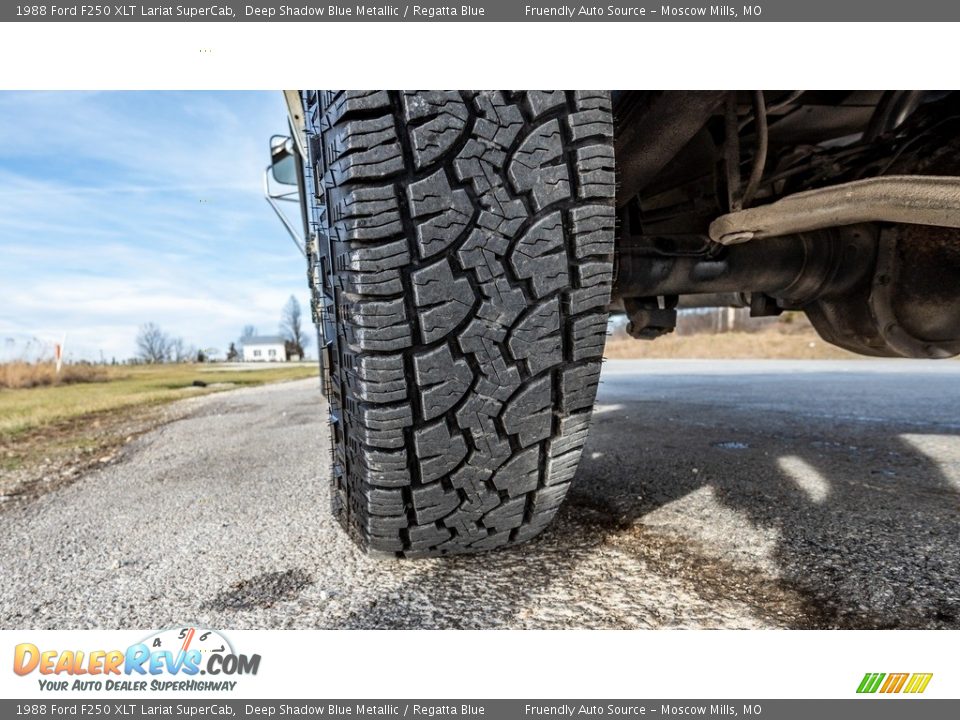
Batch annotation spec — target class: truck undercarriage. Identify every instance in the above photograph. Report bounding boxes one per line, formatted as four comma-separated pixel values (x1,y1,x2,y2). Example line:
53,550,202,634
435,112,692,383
610,90,960,358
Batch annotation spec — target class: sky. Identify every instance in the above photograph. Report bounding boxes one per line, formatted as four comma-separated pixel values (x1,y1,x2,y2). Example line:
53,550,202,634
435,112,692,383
0,91,311,362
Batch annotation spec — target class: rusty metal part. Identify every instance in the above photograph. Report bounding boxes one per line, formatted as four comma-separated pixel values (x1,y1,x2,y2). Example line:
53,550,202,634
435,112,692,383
799,223,960,359
676,293,749,309
868,227,960,358
283,90,308,160
624,297,678,340
615,91,727,206
709,176,960,244
740,90,768,208
723,92,742,212
614,228,876,307
864,90,924,143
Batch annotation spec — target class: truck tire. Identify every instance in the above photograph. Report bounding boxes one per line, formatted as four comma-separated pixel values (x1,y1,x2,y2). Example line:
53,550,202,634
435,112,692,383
304,90,615,556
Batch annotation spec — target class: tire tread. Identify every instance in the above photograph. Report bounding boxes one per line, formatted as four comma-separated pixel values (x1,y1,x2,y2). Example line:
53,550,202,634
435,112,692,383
306,90,615,556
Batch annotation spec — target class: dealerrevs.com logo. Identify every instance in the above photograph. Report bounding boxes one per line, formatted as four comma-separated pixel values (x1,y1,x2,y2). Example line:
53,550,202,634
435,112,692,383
13,627,260,692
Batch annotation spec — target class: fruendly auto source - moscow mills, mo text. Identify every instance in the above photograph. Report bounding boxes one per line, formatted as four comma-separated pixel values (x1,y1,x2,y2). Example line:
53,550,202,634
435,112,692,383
525,5,752,17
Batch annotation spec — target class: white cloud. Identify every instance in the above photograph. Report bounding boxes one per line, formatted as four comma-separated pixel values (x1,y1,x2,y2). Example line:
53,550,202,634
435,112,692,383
0,91,311,360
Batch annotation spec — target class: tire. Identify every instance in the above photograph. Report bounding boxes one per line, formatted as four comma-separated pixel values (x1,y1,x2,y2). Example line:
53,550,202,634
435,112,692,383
303,90,615,557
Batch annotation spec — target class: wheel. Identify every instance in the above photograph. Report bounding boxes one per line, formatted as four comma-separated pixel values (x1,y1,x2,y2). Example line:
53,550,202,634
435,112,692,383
304,90,615,556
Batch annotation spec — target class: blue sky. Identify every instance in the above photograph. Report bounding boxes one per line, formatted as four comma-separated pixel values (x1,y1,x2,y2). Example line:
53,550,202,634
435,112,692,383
0,91,310,362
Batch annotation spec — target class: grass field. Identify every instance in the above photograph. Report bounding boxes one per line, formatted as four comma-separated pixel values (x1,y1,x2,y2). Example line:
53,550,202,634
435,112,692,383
0,363,317,438
1,360,108,389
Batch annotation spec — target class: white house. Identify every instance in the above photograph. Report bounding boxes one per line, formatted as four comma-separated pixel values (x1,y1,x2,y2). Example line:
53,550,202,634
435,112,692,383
241,336,287,362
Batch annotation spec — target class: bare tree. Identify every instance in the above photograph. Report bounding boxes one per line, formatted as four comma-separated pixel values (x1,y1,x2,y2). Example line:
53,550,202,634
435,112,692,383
239,325,258,352
168,337,196,363
136,322,170,363
280,295,309,359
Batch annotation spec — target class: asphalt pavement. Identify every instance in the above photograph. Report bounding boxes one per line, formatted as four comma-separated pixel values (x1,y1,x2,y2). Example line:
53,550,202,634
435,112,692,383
2,359,959,629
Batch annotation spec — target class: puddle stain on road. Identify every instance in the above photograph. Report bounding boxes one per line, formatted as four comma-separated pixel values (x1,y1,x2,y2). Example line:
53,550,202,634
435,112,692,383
202,568,314,611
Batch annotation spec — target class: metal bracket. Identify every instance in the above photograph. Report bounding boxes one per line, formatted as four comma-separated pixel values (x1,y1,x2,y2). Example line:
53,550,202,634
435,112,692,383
749,293,783,318
263,166,306,257
283,90,308,162
709,176,960,245
624,297,678,340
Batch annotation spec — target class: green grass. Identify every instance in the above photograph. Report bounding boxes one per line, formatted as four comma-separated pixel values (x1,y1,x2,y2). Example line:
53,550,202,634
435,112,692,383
0,363,317,437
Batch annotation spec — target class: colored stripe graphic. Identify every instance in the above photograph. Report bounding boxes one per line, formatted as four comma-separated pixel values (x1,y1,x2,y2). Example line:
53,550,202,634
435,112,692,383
880,673,909,693
857,672,932,694
857,673,885,693
904,673,933,694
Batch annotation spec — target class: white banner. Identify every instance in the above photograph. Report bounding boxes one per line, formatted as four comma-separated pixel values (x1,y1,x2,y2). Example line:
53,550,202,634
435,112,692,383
1,629,954,700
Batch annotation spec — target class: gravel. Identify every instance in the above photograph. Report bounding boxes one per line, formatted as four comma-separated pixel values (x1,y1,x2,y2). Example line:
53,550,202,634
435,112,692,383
2,360,959,629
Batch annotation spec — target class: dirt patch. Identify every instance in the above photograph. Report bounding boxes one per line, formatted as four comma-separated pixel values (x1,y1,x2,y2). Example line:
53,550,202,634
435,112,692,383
561,493,838,628
0,402,192,506
202,569,314,611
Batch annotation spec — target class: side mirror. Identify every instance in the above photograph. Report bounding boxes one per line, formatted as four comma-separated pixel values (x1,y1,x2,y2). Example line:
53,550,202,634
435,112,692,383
269,134,298,186
264,134,305,257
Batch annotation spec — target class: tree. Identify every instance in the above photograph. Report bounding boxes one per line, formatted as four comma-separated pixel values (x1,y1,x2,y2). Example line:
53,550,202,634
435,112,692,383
280,295,309,359
168,337,195,363
240,325,257,342
226,342,239,362
284,340,301,361
135,322,170,363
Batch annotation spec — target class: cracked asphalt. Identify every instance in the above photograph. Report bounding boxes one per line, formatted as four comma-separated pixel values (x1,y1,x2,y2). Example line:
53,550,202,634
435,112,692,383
2,359,959,629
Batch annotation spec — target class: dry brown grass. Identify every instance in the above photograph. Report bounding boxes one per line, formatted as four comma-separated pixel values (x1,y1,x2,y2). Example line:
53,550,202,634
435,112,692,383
603,326,860,360
0,361,108,389
0,362,318,437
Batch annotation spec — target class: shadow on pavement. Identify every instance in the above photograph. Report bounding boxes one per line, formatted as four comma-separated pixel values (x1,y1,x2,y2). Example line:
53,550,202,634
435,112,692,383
338,367,960,629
